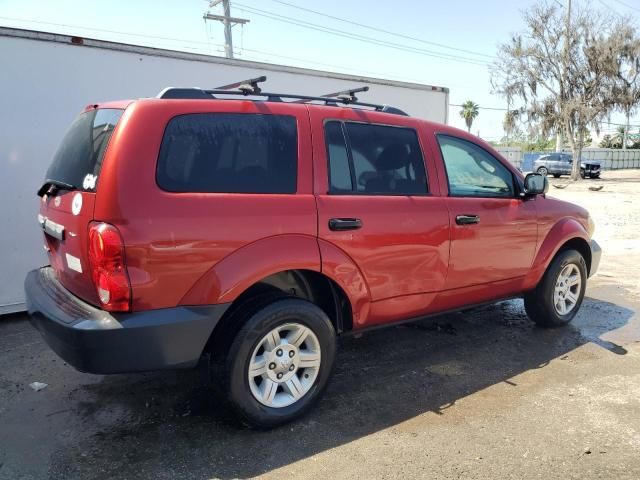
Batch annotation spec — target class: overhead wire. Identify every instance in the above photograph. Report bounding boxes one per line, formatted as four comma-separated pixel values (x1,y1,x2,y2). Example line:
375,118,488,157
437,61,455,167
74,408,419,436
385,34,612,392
232,3,491,67
268,0,496,60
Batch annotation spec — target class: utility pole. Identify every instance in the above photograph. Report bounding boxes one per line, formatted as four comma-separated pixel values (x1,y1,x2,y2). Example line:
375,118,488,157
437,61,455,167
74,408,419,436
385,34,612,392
203,0,249,59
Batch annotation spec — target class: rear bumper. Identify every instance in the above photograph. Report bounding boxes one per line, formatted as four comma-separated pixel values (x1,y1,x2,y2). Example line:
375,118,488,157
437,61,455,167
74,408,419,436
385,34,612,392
24,267,230,374
589,239,602,278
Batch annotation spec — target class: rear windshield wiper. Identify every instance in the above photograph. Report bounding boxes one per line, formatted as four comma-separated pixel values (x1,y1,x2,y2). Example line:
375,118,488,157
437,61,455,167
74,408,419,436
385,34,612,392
37,179,77,197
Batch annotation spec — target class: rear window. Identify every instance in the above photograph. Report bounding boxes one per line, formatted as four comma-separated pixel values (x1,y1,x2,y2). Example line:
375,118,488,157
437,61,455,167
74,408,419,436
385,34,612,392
157,113,298,193
46,108,123,190
324,121,427,195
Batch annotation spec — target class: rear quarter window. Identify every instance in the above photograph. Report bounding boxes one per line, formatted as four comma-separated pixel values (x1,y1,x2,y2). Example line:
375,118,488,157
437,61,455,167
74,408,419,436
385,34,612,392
156,113,297,194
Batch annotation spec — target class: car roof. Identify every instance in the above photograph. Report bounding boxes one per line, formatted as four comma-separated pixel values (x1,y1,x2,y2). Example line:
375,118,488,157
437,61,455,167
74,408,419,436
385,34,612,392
87,96,521,178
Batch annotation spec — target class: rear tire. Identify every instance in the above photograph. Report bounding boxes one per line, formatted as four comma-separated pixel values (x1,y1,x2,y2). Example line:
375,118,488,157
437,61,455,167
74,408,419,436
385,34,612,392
218,297,336,428
580,168,586,179
524,249,587,328
537,166,548,176
553,173,561,178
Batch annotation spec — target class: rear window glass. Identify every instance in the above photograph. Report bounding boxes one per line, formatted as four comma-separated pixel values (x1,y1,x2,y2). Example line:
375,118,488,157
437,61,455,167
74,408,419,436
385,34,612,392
46,108,123,190
157,113,298,193
324,121,427,195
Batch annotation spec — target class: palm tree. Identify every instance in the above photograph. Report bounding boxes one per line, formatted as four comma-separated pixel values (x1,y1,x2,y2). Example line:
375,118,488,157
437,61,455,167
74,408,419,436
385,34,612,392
460,101,479,133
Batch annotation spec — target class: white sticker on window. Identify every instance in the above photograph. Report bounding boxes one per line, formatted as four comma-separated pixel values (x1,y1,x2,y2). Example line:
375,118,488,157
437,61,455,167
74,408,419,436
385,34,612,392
83,174,97,190
65,253,83,273
71,192,83,216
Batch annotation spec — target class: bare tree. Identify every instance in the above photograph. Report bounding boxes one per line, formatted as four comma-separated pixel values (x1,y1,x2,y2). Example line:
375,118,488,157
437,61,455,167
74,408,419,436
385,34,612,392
491,2,633,180
613,26,640,149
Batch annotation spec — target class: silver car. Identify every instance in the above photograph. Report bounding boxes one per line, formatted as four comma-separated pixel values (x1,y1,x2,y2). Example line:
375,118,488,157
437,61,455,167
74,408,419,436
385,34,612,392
534,153,601,179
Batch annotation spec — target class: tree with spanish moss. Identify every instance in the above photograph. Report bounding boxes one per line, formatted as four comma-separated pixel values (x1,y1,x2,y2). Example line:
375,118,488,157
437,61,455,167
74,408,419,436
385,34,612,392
491,1,638,180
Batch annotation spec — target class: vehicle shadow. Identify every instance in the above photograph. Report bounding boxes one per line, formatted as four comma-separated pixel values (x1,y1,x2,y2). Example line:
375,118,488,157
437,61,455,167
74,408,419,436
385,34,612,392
46,296,634,479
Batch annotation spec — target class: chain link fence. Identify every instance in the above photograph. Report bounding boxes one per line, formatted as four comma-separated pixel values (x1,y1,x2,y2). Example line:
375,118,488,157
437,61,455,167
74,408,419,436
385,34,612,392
494,147,640,172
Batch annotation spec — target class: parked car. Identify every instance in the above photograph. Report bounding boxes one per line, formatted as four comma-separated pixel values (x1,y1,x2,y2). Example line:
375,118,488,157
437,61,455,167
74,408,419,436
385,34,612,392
25,78,601,428
534,153,601,178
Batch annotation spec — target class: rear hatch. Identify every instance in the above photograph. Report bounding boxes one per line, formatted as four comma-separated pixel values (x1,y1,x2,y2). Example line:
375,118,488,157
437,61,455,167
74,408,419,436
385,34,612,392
38,107,124,306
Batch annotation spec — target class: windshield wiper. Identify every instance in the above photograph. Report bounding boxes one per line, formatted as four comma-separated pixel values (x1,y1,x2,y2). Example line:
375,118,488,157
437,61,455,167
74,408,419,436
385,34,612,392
37,179,77,197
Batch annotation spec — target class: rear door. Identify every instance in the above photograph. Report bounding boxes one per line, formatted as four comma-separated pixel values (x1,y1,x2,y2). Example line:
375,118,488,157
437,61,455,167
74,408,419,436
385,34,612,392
547,153,560,174
434,134,538,290
38,107,124,305
310,107,450,323
562,154,573,175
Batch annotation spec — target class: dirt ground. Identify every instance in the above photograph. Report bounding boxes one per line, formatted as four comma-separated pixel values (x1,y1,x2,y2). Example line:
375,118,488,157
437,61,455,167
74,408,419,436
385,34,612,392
1,170,639,480
546,170,640,299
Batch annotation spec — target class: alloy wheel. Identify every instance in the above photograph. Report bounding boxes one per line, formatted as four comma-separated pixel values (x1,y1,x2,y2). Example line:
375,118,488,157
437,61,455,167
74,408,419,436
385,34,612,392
553,263,582,315
248,323,321,408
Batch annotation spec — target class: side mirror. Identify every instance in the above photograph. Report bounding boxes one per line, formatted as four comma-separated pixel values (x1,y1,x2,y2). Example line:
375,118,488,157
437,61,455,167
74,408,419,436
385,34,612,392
523,173,548,196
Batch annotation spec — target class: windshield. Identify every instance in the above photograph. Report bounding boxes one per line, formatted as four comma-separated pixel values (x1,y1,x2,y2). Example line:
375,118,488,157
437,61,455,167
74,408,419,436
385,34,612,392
45,108,124,190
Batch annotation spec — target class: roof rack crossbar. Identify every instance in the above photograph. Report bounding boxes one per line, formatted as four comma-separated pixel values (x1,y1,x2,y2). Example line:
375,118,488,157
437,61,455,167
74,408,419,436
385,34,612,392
201,89,397,111
321,86,369,103
157,83,408,116
215,75,267,95
292,85,370,104
207,90,407,115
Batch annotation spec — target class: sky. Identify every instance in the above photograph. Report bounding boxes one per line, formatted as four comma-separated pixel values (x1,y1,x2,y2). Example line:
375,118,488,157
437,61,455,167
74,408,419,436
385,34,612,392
0,0,639,140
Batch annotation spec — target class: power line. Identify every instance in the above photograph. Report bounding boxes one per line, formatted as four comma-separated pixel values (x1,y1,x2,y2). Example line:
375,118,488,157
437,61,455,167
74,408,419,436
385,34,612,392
203,0,249,59
236,3,490,66
0,15,430,84
233,3,490,67
596,0,624,17
450,103,509,111
449,104,640,126
238,46,427,83
0,15,215,47
268,0,495,60
2,9,489,67
610,0,640,13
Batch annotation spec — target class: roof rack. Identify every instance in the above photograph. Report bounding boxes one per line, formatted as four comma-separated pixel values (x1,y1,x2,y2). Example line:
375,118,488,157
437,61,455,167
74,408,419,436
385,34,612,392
216,75,266,95
156,76,408,116
322,86,369,103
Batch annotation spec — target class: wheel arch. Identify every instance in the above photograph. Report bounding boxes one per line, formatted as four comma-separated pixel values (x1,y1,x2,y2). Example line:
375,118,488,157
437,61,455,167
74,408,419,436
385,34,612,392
204,268,354,361
523,217,591,290
179,234,323,306
225,269,353,334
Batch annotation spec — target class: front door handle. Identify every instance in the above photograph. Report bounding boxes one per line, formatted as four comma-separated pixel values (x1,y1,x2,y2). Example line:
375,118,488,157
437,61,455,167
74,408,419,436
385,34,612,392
455,214,480,225
329,218,363,231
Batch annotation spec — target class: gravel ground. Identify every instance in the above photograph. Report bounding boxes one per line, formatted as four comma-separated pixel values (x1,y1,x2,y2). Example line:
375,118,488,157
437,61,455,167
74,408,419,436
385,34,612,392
1,170,639,480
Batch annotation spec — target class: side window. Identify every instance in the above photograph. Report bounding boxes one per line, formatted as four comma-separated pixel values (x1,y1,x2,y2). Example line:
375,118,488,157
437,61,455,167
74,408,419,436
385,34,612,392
325,121,428,195
437,135,515,198
324,122,353,192
157,113,297,193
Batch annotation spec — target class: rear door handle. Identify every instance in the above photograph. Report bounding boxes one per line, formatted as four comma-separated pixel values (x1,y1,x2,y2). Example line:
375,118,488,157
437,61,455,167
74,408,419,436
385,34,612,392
455,214,480,225
329,218,362,231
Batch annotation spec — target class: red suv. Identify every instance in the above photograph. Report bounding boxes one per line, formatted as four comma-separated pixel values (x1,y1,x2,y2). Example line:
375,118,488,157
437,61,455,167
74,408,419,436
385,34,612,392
25,77,601,428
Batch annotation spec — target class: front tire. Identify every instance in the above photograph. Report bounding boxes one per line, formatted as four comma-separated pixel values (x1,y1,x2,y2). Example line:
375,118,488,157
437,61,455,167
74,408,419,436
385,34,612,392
537,166,549,176
221,297,336,428
580,168,586,179
553,173,561,178
524,249,587,328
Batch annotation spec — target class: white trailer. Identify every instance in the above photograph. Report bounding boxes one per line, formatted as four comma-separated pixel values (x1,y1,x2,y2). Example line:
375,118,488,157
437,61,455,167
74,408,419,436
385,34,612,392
0,27,449,313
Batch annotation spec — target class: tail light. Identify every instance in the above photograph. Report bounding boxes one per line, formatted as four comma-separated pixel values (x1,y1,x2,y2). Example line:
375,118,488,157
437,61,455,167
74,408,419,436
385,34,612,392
88,222,131,311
